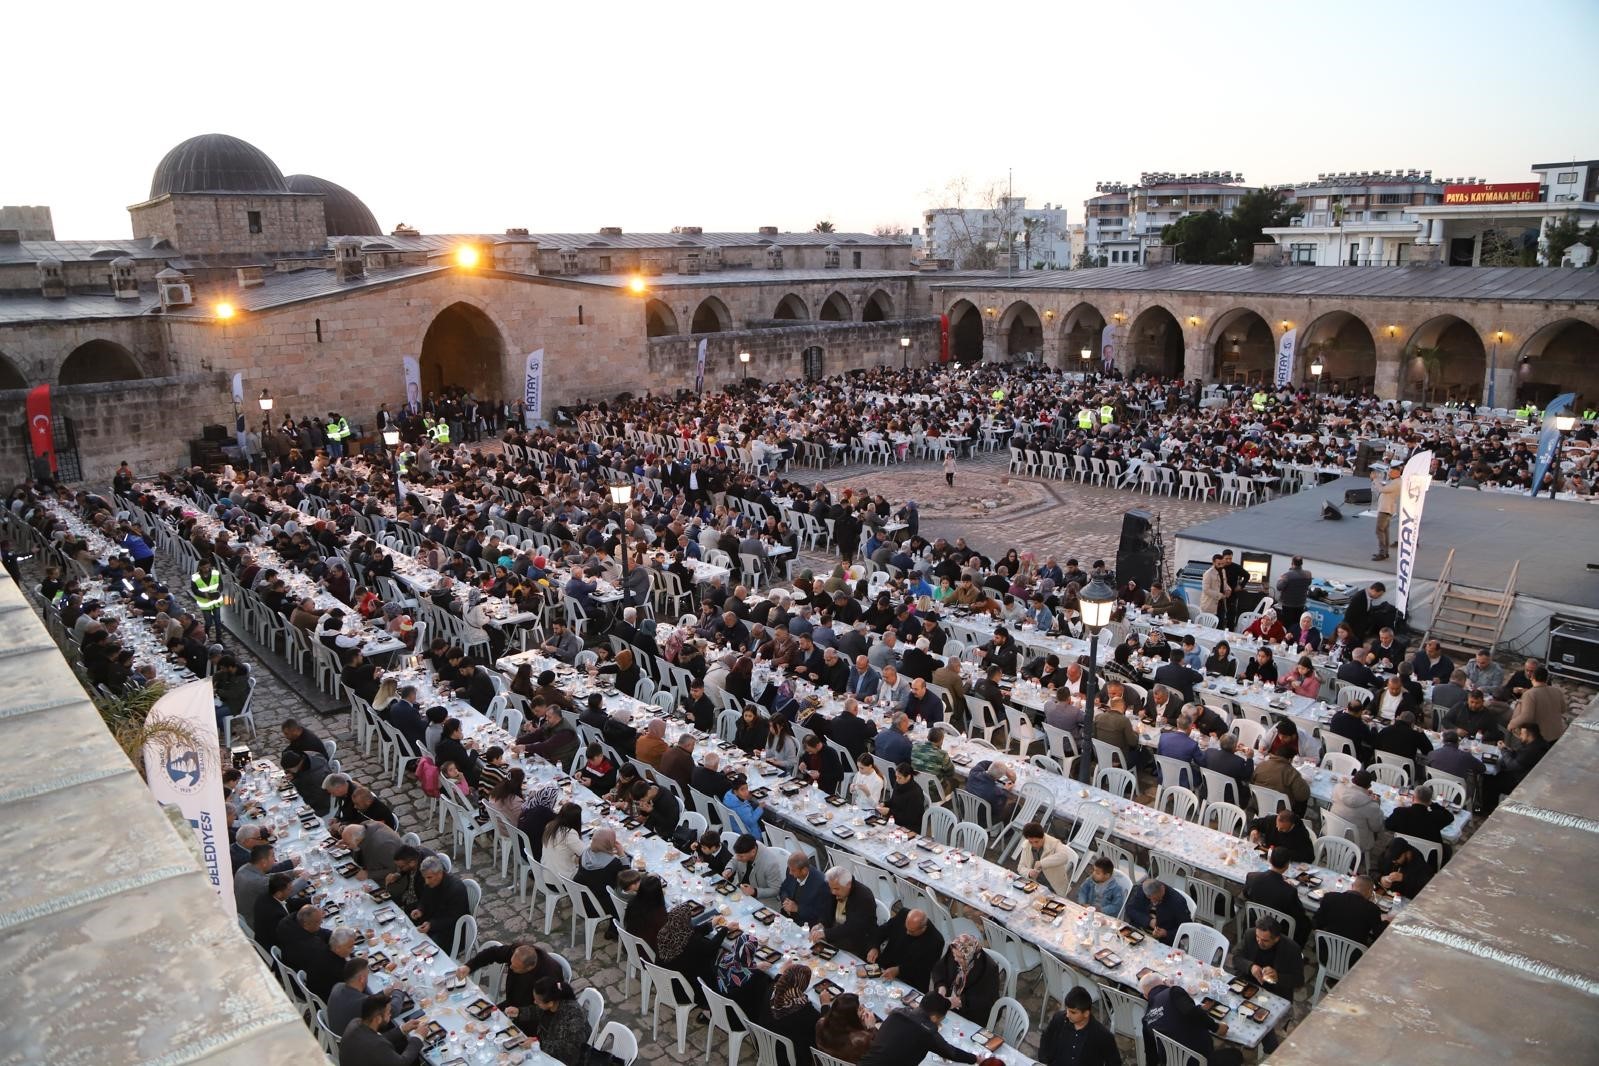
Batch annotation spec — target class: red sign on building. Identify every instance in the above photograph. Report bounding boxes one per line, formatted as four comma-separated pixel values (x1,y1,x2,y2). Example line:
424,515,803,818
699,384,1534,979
1442,182,1541,205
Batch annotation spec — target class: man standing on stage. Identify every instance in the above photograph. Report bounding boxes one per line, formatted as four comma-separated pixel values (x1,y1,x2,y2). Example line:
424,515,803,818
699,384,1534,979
1373,463,1401,562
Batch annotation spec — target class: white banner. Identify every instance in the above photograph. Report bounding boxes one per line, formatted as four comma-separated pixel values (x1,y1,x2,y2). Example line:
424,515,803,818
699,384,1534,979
695,338,708,394
523,348,545,425
141,679,233,909
1274,328,1298,388
402,355,422,412
230,372,244,405
1393,449,1434,615
1100,322,1119,371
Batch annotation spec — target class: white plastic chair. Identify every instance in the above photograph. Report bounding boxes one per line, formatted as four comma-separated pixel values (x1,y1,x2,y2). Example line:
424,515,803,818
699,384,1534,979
1312,930,1366,1003
1156,785,1200,822
987,996,1030,1046
1095,766,1136,799
641,961,697,1053
1320,751,1361,778
1097,982,1148,1066
578,986,605,1041
1173,922,1228,967
746,1020,798,1066
1149,1029,1205,1066
592,1021,640,1066
699,979,752,1066
1314,834,1363,876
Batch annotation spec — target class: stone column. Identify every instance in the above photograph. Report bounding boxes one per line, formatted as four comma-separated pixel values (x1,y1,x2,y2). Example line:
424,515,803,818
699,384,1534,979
1041,325,1061,368
1373,338,1404,399
1484,342,1516,410
1183,337,1210,381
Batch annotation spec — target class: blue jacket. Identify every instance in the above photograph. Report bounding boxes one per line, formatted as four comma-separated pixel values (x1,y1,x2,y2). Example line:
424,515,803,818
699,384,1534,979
1075,874,1129,917
1156,730,1202,788
1123,885,1191,944
721,790,764,838
874,726,912,766
846,665,882,700
779,867,831,926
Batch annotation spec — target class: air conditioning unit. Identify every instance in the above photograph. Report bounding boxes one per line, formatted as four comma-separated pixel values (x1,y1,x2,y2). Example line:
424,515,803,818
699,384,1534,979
161,282,192,308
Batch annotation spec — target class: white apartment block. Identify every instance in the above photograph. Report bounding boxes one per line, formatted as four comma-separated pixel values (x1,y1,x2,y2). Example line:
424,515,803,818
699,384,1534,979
1083,173,1255,265
922,196,1071,269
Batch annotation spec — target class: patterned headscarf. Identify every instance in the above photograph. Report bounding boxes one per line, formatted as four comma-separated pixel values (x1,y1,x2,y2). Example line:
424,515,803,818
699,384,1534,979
529,783,562,814
656,902,698,963
769,962,813,1019
714,930,759,991
949,933,982,999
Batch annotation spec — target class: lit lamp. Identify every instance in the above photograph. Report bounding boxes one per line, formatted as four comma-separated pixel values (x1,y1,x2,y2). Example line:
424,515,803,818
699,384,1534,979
738,350,751,378
454,245,480,268
1546,414,1578,499
628,275,647,295
382,427,404,504
257,388,274,441
1080,346,1092,362
214,301,236,320
1076,574,1117,785
608,482,633,580
900,335,911,370
1310,358,1324,396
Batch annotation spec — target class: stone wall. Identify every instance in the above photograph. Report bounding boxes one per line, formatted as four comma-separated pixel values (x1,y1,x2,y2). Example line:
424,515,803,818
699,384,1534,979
535,242,908,277
0,315,167,386
0,374,233,485
131,192,328,259
649,275,916,334
643,317,941,396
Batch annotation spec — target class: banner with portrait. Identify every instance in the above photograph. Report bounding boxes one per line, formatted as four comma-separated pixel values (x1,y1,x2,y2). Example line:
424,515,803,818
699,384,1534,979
141,679,233,909
1100,322,1119,371
402,355,422,412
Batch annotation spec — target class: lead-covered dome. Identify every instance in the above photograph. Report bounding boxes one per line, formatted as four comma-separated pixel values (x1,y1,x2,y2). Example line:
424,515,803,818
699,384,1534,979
150,134,288,198
284,174,382,236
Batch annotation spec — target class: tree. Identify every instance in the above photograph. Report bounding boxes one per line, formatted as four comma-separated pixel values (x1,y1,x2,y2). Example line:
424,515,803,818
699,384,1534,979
1542,214,1599,265
1479,228,1534,267
1162,210,1236,264
872,223,907,238
1228,189,1301,263
812,220,836,233
925,177,1023,270
1075,250,1107,269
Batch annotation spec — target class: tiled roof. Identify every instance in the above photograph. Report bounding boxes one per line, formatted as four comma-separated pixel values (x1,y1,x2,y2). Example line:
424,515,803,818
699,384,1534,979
567,269,914,289
160,263,448,317
0,291,158,325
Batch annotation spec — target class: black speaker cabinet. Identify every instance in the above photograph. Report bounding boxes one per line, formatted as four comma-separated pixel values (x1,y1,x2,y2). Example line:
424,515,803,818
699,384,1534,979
1116,549,1159,592
1549,622,1599,684
1119,509,1156,554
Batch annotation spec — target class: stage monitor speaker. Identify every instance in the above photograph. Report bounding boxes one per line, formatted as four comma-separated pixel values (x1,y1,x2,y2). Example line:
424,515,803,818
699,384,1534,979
1344,488,1372,505
1116,548,1158,592
1320,501,1344,521
1119,509,1157,554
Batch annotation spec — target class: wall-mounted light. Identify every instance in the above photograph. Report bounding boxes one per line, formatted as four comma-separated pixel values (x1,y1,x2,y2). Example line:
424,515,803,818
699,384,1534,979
214,301,236,320
985,306,997,316
1113,312,1126,323
738,350,751,364
1044,309,1055,320
628,275,647,295
1386,325,1400,337
1492,329,1507,342
1279,319,1292,330
1187,315,1200,326
454,245,480,268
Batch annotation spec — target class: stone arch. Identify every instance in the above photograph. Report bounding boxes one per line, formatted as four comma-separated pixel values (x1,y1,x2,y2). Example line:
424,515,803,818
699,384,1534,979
690,296,731,334
644,299,679,338
861,289,894,322
947,299,984,363
418,301,505,398
1206,307,1275,385
0,351,26,390
1515,318,1599,410
58,339,144,386
1127,305,1186,379
999,300,1044,361
773,293,810,320
1300,311,1377,392
1059,301,1106,367
819,292,853,322
1405,314,1487,404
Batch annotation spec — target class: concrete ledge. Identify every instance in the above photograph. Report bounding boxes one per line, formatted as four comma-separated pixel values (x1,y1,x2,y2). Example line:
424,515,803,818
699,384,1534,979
1272,693,1599,1064
0,569,323,1064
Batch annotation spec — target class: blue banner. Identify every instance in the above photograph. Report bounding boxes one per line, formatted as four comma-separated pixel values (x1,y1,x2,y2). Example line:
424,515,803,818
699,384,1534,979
1528,392,1576,496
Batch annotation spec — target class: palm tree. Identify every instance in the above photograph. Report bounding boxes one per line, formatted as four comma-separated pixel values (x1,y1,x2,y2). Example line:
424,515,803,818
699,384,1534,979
1412,346,1445,404
812,221,835,234
93,682,205,780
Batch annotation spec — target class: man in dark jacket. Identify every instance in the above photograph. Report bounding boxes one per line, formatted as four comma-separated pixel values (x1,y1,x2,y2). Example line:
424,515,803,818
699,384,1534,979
1242,847,1311,945
1274,557,1313,621
282,749,331,815
1123,879,1190,945
276,905,344,1000
798,733,845,794
879,764,926,830
1141,979,1234,1066
692,752,735,800
1229,915,1305,1003
1247,809,1315,864
824,698,876,759
453,663,497,714
413,857,471,948
778,852,831,926
1382,784,1455,842
457,941,564,1027
868,907,946,992
858,993,979,1066
1373,710,1432,765
1375,836,1435,899
340,994,425,1065
1040,986,1123,1066
1152,648,1201,706
1314,875,1387,946
814,868,878,956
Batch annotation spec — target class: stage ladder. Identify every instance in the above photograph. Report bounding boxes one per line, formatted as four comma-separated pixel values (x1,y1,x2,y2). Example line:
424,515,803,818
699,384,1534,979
1425,548,1519,659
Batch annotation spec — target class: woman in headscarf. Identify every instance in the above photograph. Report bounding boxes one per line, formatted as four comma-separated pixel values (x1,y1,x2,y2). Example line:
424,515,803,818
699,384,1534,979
611,648,642,698
713,925,769,1017
573,826,629,919
814,991,876,1064
929,933,1000,1027
759,963,819,1066
516,782,563,861
655,901,729,1006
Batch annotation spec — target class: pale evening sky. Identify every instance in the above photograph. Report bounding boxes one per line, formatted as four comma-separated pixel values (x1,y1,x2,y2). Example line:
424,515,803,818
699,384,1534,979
9,0,1598,241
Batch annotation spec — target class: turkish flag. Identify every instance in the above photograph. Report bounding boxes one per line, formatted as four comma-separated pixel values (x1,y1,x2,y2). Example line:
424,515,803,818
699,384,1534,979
26,384,56,473
939,314,951,363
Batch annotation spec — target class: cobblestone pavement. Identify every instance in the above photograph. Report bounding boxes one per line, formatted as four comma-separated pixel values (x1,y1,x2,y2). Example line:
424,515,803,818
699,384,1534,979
51,461,1249,1064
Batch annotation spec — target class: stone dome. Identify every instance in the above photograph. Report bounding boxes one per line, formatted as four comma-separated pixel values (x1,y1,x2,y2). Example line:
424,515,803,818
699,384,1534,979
285,174,382,236
149,134,287,198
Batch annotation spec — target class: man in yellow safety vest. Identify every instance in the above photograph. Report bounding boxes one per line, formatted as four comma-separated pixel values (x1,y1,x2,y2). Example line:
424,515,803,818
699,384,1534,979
1099,403,1115,425
430,419,451,445
192,559,222,637
1251,390,1268,412
325,412,351,458
1078,407,1095,431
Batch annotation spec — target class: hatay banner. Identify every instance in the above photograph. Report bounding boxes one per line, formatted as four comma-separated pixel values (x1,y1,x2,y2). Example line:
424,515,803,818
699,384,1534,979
401,355,422,413
1274,327,1298,388
230,371,245,406
523,348,545,427
1528,392,1577,496
1100,322,1119,371
695,337,707,394
1392,449,1434,615
141,679,233,909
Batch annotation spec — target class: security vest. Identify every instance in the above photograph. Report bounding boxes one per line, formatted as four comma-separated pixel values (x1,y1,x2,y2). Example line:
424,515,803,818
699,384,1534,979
192,569,222,611
397,450,412,475
325,416,350,442
1077,408,1095,430
1584,409,1596,422
1099,404,1115,424
430,422,451,444
991,388,1006,401
1251,390,1268,411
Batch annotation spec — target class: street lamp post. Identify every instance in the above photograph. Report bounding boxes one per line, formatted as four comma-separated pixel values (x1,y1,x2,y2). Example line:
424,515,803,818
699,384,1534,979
1548,414,1577,498
1488,331,1505,409
900,335,911,370
1076,575,1117,784
1310,359,1323,397
257,388,274,447
738,350,751,381
382,427,404,511
608,482,633,589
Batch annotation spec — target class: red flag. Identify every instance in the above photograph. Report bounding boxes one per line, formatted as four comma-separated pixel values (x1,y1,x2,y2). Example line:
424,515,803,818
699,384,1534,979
939,314,951,363
26,384,56,473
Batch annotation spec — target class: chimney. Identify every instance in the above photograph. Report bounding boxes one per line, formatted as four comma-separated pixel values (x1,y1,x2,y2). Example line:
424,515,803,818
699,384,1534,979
677,226,703,236
676,252,701,275
37,257,66,299
111,256,140,300
1250,242,1285,266
1142,245,1176,267
765,244,784,270
334,236,366,281
758,226,779,236
236,265,266,288
599,226,623,237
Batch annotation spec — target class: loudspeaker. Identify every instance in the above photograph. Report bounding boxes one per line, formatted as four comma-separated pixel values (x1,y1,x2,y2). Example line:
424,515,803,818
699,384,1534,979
201,423,228,442
1115,548,1158,592
1354,441,1379,475
1321,501,1344,521
1343,488,1372,505
1119,509,1156,554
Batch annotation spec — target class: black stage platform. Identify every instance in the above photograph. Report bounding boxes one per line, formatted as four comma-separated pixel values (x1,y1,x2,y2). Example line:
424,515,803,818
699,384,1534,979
1174,476,1599,614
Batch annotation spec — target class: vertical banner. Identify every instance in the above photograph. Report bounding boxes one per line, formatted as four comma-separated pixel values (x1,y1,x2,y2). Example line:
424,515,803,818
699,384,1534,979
523,348,545,427
1100,321,1119,371
230,372,244,406
1274,328,1298,388
939,314,950,363
26,384,56,474
141,679,233,909
695,338,707,394
1392,449,1434,615
401,355,422,413
1528,392,1576,496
